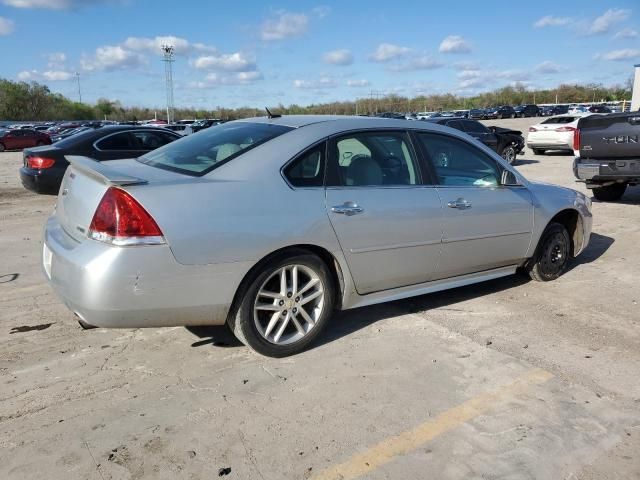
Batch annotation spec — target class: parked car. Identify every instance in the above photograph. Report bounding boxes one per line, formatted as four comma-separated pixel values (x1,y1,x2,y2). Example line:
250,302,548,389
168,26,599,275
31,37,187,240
574,112,640,201
514,104,541,118
162,124,190,135
487,106,516,119
0,128,51,151
41,116,592,357
469,109,486,119
376,112,407,120
588,105,612,114
190,118,224,133
526,115,588,155
568,106,589,114
20,126,181,194
453,110,470,118
482,108,498,120
50,126,96,143
424,117,525,164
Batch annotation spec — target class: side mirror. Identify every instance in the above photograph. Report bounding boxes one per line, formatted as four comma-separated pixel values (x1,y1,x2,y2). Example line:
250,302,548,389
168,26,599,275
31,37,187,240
501,169,521,186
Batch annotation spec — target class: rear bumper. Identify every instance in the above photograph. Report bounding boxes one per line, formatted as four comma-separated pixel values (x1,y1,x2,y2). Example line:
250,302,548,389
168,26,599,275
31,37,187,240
20,167,64,194
43,215,250,328
573,158,640,184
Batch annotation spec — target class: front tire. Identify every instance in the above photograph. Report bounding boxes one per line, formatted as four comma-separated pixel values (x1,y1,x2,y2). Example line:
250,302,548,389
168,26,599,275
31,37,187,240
0,143,5,152
230,252,335,357
592,183,626,202
500,145,516,165
527,222,571,282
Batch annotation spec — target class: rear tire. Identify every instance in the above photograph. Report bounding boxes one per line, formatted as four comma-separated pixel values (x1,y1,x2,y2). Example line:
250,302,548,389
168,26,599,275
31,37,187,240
527,222,571,282
510,113,516,118
532,148,545,155
592,183,627,202
229,252,335,357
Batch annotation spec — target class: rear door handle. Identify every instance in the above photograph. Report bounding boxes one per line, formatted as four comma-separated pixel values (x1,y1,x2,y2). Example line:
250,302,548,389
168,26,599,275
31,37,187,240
331,202,364,216
447,198,472,210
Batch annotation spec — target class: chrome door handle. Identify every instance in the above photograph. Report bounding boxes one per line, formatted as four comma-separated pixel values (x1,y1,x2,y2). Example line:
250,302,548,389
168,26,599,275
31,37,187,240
447,198,472,210
331,202,364,216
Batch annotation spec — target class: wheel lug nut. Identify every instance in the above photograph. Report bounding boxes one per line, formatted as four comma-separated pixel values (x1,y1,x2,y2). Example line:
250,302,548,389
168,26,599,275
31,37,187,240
287,292,292,298
293,308,297,313
282,310,287,315
279,300,284,306
295,297,300,302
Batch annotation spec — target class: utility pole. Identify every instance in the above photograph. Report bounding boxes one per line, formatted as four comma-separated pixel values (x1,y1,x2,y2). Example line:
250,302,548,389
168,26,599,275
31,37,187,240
161,44,175,124
75,72,82,103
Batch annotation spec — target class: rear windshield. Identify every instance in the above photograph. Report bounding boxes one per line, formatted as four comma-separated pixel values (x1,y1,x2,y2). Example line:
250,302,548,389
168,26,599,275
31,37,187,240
541,116,577,124
137,122,293,176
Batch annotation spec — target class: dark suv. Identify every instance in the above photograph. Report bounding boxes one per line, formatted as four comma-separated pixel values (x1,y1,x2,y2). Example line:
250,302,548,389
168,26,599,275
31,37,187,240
514,104,541,117
487,105,516,119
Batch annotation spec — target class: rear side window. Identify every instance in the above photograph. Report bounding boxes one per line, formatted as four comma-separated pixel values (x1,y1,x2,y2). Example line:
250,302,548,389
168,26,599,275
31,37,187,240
284,143,325,188
462,120,489,134
445,120,464,131
131,130,177,150
541,117,577,124
97,132,136,150
138,122,293,176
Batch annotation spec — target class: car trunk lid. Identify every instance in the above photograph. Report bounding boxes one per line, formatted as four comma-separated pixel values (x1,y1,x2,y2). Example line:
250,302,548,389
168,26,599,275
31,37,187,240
577,113,640,160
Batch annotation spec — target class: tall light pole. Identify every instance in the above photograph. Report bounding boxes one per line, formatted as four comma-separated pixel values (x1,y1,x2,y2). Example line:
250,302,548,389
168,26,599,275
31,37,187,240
75,72,82,103
161,44,175,124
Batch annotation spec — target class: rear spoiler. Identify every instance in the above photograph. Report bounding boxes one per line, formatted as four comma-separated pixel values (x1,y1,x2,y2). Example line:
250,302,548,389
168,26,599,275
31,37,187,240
65,156,148,186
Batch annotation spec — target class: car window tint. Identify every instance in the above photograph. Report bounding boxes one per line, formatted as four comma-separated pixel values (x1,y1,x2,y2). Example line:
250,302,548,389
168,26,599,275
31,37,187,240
333,132,418,186
417,133,500,187
131,131,176,150
541,117,577,124
284,144,325,187
137,122,293,176
462,120,489,134
97,132,135,150
445,120,464,131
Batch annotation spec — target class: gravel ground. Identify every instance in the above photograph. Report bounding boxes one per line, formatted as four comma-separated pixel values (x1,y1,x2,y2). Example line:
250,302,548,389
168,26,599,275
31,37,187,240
1,117,639,479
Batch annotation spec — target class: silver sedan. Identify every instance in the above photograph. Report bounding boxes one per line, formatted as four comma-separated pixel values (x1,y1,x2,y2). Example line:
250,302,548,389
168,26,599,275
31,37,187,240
43,116,592,357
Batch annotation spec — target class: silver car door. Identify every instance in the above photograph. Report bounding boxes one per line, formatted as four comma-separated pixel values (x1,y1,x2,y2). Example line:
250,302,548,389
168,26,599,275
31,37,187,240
415,131,533,279
325,130,443,295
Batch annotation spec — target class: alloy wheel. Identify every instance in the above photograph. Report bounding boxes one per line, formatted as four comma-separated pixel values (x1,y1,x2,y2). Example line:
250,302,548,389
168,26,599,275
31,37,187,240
501,146,516,164
253,264,325,345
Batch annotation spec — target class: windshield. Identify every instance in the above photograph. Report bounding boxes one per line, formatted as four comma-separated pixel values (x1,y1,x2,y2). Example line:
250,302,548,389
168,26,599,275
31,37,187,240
137,121,294,176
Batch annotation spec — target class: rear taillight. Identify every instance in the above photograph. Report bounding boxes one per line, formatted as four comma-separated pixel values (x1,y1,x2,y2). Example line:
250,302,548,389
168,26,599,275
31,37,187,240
573,129,580,151
555,126,576,132
528,127,537,132
88,187,164,246
26,156,55,169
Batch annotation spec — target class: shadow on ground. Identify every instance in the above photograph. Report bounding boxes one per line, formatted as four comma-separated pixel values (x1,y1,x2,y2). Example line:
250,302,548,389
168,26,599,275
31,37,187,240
186,231,614,352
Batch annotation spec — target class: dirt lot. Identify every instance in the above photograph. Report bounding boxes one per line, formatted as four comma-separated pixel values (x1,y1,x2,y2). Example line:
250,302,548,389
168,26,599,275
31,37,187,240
1,117,639,480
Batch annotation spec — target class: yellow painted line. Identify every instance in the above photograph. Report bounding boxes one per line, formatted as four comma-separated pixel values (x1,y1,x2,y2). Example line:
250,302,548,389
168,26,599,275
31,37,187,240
312,368,553,480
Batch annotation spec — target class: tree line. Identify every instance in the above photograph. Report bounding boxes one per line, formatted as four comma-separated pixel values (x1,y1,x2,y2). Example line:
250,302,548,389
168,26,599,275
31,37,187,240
0,77,633,123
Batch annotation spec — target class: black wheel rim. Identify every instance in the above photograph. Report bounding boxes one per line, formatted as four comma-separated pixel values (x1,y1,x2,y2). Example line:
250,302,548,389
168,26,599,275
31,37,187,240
502,147,515,163
539,232,568,276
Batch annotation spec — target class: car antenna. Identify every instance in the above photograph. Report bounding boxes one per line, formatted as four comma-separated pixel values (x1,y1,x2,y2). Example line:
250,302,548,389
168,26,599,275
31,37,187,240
265,107,281,119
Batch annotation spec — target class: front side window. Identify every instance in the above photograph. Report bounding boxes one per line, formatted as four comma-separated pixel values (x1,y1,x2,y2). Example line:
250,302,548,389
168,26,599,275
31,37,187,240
417,133,500,187
284,143,325,187
462,120,489,134
329,131,419,187
138,122,293,176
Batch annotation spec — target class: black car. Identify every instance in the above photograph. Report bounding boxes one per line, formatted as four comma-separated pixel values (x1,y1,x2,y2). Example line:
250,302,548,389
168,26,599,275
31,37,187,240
544,105,569,116
423,117,525,164
190,118,224,133
588,105,612,113
20,126,181,194
514,104,540,117
486,105,516,119
468,109,485,119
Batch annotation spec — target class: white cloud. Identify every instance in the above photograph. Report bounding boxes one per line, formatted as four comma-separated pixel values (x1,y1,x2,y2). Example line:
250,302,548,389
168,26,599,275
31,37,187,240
533,15,571,28
587,8,630,35
387,55,444,72
346,79,370,87
17,69,73,81
596,49,640,61
192,52,256,72
496,70,531,81
46,52,66,64
2,0,105,8
0,16,14,35
123,36,216,56
535,61,564,74
312,6,331,18
190,71,264,88
323,49,353,66
369,43,411,62
438,35,471,54
261,11,309,41
614,28,638,39
293,77,337,89
81,45,147,72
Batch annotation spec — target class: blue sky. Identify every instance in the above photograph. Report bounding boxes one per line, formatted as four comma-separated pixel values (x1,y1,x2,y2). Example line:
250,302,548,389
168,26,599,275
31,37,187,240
0,0,639,109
